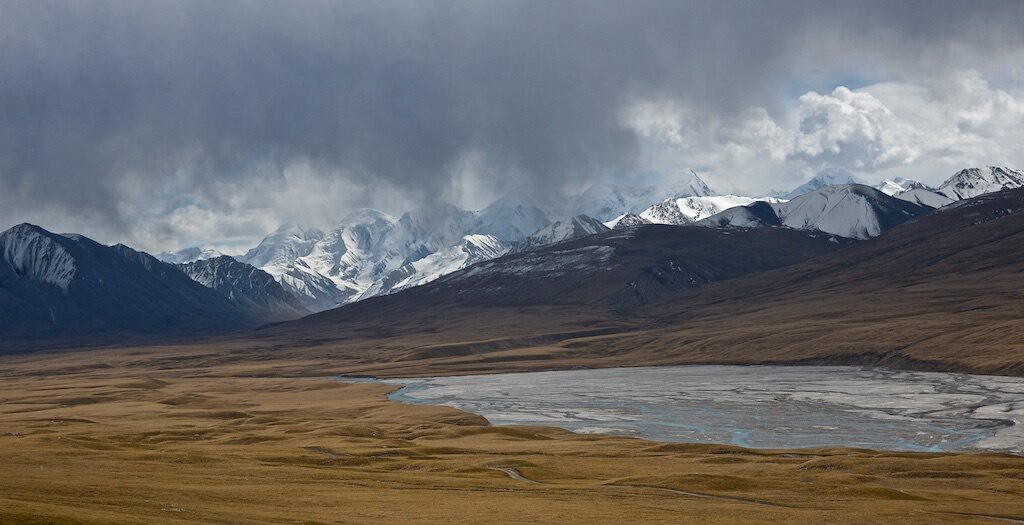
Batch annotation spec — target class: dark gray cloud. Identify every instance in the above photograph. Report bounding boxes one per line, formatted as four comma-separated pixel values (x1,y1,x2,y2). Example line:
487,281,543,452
1,0,1023,249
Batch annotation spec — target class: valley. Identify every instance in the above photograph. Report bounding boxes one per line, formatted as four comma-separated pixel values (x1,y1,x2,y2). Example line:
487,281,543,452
4,169,1024,524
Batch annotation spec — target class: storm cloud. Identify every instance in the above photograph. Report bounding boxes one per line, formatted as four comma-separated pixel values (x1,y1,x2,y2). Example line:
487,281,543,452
2,1,1023,251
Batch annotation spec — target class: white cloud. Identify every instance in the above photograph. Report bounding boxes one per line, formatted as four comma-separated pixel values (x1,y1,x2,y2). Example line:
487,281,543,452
787,86,922,170
624,71,1024,193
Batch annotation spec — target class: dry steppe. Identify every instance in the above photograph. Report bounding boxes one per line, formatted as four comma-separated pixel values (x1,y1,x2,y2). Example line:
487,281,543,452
2,346,1024,524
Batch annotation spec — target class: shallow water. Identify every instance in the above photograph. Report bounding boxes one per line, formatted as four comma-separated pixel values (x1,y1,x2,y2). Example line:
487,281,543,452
366,366,1024,454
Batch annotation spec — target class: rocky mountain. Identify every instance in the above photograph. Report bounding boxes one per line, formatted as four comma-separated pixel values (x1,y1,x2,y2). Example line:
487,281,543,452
639,195,781,225
382,234,507,293
786,167,861,199
605,212,650,229
874,176,958,209
936,166,1024,201
701,184,928,239
872,167,1021,210
511,215,610,253
0,224,281,345
239,206,511,312
178,256,309,322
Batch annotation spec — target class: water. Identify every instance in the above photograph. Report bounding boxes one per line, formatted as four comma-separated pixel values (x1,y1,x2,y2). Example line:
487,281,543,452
362,365,1024,454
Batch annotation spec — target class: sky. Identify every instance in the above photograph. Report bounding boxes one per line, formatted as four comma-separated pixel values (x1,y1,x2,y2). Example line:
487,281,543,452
2,0,1024,253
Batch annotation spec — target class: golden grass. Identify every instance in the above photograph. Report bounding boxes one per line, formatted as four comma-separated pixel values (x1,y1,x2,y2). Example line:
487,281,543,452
2,347,1024,524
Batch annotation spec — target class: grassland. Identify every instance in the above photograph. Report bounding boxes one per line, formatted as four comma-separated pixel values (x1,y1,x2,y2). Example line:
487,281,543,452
2,346,1024,524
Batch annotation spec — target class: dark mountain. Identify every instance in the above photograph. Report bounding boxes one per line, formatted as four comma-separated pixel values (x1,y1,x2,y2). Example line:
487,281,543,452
0,224,301,347
178,256,309,322
610,212,651,229
597,186,1024,375
253,223,853,350
226,187,1024,378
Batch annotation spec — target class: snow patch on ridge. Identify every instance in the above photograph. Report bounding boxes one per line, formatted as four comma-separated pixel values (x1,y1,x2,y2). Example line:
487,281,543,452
0,224,76,292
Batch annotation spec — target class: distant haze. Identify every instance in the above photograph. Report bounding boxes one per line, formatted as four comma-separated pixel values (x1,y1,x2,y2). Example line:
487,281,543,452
2,0,1023,252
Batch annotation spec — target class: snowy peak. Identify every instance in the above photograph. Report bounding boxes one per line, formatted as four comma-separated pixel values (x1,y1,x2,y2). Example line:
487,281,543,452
875,177,925,196
872,177,954,209
786,167,861,199
240,223,324,272
605,212,651,229
894,187,954,209
698,201,782,229
472,199,552,242
701,184,927,239
397,203,476,252
640,195,779,225
572,170,713,221
388,234,508,293
513,215,610,253
662,169,715,199
244,205,505,312
156,246,224,264
937,166,1024,201
0,223,77,292
776,184,926,239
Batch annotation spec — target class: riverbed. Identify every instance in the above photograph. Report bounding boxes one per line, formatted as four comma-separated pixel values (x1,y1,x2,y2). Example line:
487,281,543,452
367,365,1024,453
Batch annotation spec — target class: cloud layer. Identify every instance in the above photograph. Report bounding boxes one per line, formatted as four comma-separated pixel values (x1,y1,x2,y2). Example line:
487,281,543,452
2,1,1023,251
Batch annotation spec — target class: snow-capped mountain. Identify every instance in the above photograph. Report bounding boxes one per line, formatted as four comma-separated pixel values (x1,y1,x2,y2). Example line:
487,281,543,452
893,184,955,209
240,224,324,271
605,212,650,229
0,224,290,343
936,167,1024,201
240,206,512,312
786,167,861,199
872,178,952,209
571,170,713,221
386,234,507,292
1,223,77,292
699,201,783,229
639,195,782,225
512,215,610,253
227,171,729,312
875,177,924,196
871,167,1022,210
471,198,553,243
156,246,224,264
701,184,927,239
178,256,309,322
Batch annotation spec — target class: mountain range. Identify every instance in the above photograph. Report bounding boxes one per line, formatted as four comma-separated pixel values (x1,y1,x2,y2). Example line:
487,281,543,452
3,165,1023,347
233,184,1024,378
220,166,1019,311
